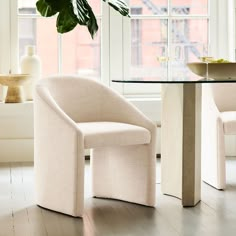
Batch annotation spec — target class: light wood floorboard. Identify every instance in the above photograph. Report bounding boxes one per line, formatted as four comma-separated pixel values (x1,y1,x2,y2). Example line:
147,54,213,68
1,158,236,236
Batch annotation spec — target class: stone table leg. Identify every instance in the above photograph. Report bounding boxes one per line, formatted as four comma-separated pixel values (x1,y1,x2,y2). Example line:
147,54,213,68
161,83,201,206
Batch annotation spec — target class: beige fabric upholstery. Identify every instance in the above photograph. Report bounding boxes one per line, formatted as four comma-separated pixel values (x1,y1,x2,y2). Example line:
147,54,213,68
77,122,151,148
202,84,236,190
34,75,157,217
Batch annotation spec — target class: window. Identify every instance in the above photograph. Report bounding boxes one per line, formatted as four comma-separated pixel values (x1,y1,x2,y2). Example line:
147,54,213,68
110,0,210,95
17,0,102,78
0,0,235,98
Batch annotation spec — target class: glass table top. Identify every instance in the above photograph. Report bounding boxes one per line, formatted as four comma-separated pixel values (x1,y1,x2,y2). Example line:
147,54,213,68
112,62,236,83
112,78,236,84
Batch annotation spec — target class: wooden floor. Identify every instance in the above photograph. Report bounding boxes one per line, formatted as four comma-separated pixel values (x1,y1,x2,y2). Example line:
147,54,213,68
1,158,236,236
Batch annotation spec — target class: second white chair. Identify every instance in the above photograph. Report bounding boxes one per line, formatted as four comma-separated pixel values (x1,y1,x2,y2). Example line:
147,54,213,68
202,84,236,189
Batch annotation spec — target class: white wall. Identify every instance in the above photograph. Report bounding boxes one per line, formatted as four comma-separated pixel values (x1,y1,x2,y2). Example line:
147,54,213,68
0,103,33,162
129,98,161,154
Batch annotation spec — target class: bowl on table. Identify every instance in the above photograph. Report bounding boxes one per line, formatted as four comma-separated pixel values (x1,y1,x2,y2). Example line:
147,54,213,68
187,62,236,80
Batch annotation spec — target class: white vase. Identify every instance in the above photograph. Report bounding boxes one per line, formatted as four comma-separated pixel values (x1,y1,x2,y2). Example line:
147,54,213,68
20,45,41,101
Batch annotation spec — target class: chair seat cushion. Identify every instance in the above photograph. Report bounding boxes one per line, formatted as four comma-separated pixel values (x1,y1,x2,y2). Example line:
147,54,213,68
221,112,236,135
77,122,151,149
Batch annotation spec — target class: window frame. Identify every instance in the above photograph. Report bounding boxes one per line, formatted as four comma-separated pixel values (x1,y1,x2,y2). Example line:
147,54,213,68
0,0,235,98
110,0,212,97
17,1,104,78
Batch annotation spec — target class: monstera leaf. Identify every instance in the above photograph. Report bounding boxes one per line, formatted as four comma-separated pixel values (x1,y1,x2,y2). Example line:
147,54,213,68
104,0,129,16
36,0,129,38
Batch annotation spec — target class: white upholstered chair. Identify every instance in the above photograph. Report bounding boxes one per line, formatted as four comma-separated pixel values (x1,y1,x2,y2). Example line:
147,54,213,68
34,75,157,217
202,84,236,189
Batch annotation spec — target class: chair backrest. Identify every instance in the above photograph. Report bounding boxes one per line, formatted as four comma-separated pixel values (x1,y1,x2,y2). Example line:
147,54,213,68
37,76,110,122
210,83,236,112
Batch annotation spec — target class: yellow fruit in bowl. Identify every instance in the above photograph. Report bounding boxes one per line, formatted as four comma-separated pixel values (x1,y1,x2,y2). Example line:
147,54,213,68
199,57,231,63
211,58,230,63
199,57,214,62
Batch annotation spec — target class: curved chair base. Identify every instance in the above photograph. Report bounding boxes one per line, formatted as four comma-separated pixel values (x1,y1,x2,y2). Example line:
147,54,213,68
91,145,156,207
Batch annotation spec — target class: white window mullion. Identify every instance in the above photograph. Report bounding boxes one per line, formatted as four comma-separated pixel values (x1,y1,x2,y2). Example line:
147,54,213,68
10,0,19,73
227,0,235,60
109,8,124,92
58,34,62,74
210,0,235,60
123,14,131,82
0,1,13,74
167,18,171,81
101,2,110,85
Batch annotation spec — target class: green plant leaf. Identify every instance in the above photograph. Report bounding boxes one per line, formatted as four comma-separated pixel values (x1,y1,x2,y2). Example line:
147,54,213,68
71,0,90,25
36,0,70,16
56,4,78,33
36,0,129,38
87,9,99,38
103,0,129,17
72,0,98,38
36,0,58,16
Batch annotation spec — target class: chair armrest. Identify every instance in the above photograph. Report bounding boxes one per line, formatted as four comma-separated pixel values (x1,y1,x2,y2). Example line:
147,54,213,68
202,85,221,119
201,84,225,189
202,85,222,138
202,85,222,143
35,86,80,132
34,86,85,214
34,86,84,161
